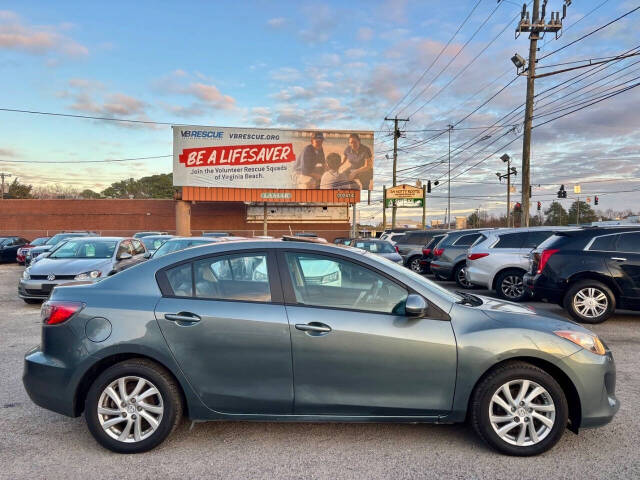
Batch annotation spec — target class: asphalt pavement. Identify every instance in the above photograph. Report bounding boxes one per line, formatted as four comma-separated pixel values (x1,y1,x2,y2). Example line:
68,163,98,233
0,263,638,479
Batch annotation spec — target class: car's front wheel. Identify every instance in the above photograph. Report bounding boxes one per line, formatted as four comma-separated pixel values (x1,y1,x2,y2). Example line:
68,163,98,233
470,361,568,456
85,359,183,453
563,280,615,324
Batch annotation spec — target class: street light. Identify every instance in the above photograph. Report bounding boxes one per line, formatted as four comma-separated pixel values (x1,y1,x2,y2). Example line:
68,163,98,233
500,153,510,163
511,53,526,71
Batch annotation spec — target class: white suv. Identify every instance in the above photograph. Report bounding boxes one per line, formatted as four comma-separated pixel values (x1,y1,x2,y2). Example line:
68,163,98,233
465,227,575,301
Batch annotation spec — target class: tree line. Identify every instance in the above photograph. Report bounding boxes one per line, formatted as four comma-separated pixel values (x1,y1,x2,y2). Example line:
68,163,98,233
3,174,177,199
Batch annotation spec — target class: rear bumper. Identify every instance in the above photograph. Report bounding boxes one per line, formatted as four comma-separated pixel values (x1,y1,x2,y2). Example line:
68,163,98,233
429,260,453,278
523,273,565,303
23,347,78,417
465,263,492,289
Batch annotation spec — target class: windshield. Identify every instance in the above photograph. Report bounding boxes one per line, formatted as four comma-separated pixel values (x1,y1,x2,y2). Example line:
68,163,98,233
142,236,170,250
30,237,49,246
49,240,117,259
0,238,8,246
153,239,211,257
46,234,72,245
354,241,395,253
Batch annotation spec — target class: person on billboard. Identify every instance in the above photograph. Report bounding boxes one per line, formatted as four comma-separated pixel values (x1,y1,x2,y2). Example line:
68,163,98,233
342,133,373,190
320,153,360,189
295,132,327,188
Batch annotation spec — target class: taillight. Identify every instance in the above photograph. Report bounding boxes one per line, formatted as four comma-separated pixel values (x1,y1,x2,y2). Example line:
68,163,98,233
433,248,444,256
41,301,84,325
395,246,399,253
467,253,489,260
537,249,559,274
422,248,432,256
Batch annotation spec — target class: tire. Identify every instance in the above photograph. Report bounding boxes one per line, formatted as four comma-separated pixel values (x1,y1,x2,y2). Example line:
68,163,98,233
407,255,424,274
495,270,528,302
454,263,474,289
84,359,183,453
470,361,568,456
563,279,615,324
23,298,42,304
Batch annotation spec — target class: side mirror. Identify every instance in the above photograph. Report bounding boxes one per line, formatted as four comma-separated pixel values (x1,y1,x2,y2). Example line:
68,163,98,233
405,294,428,317
143,252,152,259
118,252,133,261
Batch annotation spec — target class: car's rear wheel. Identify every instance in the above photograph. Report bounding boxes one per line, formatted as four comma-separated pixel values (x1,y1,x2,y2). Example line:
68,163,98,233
407,255,424,273
454,263,474,289
85,359,183,453
563,280,615,324
495,270,527,302
471,361,568,456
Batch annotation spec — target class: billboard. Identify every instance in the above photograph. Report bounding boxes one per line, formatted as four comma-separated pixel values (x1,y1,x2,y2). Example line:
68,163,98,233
173,126,374,190
385,184,424,207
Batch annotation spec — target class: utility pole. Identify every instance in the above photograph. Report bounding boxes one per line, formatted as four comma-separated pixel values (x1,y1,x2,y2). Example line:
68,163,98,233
497,154,517,227
384,116,409,228
382,185,387,231
447,125,453,228
421,184,427,229
0,172,12,200
515,0,567,226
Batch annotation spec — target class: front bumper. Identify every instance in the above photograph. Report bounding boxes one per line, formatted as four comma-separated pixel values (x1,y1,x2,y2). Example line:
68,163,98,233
560,347,619,429
18,278,97,300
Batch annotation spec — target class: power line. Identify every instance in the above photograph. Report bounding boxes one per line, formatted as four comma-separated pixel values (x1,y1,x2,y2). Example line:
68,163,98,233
0,155,172,164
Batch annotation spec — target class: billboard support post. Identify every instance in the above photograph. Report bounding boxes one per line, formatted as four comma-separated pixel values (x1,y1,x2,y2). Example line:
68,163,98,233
263,203,268,236
351,203,357,239
422,185,426,229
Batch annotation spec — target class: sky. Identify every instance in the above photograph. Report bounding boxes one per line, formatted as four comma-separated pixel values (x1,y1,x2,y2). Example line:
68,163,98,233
0,0,639,225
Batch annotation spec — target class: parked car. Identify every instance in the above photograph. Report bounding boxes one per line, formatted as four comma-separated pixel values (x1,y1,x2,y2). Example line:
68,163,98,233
150,236,221,258
202,232,232,238
524,226,640,323
140,235,174,254
379,228,417,242
395,230,449,273
16,237,50,264
333,237,350,245
19,237,147,304
0,236,29,263
419,234,447,274
466,227,575,301
350,238,403,264
430,229,489,287
133,231,169,239
24,239,618,455
26,232,98,265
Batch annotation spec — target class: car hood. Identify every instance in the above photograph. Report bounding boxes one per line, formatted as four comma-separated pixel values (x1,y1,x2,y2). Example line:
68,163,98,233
472,294,592,334
28,257,112,275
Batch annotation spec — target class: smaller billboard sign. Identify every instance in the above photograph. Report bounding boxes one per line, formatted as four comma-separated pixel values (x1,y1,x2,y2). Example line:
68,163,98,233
386,184,423,199
385,198,423,208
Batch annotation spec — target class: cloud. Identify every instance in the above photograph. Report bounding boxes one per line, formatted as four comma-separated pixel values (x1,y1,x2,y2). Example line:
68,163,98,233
357,27,374,42
187,82,236,110
273,86,315,101
267,17,287,28
0,10,88,57
298,4,336,45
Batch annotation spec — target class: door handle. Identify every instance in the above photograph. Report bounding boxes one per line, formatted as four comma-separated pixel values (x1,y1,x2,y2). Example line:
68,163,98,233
295,322,332,334
165,312,201,325
611,257,627,262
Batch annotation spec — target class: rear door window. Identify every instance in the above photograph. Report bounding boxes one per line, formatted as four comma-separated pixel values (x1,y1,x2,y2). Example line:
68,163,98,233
194,253,271,302
493,233,525,248
616,232,640,253
589,234,618,252
523,231,554,249
453,233,482,247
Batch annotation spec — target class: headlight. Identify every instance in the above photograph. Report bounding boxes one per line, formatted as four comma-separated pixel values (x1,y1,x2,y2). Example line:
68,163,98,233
22,270,30,280
74,270,102,280
554,330,606,355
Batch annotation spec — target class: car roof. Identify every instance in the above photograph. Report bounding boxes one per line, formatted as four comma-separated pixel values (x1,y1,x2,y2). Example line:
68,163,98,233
556,226,640,237
484,226,578,236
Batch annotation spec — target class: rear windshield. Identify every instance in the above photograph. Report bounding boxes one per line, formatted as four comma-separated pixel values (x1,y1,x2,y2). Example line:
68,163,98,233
30,237,49,246
535,234,565,251
354,241,396,253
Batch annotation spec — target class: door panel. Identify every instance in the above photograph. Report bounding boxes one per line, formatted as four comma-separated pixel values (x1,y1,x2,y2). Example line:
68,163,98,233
155,297,293,414
286,305,457,415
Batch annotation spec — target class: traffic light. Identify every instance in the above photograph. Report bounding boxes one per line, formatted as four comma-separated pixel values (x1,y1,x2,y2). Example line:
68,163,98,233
514,202,522,212
537,201,541,211
427,180,431,193
594,195,599,205
557,184,564,199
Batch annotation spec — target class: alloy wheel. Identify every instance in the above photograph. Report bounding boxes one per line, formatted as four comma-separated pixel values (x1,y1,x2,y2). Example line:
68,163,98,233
489,379,556,447
573,287,608,319
410,258,423,273
97,376,164,443
457,267,472,288
501,275,524,299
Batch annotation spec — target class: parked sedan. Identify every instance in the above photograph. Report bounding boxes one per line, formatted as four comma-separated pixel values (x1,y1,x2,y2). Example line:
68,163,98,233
16,237,50,264
0,236,29,263
19,237,147,303
150,236,221,258
24,240,618,455
350,238,403,264
140,234,174,254
26,232,98,265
